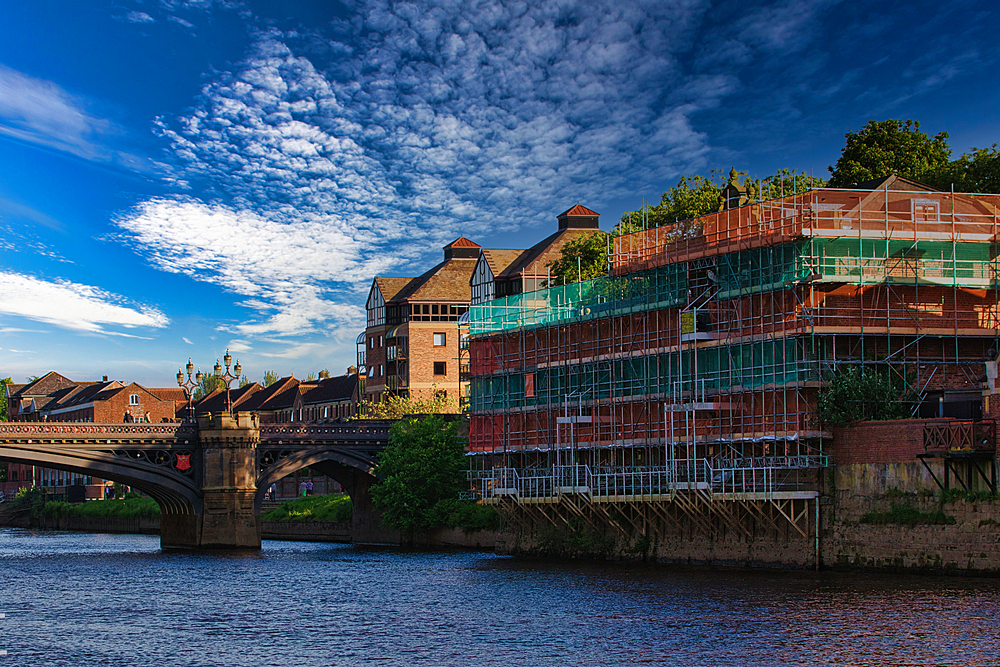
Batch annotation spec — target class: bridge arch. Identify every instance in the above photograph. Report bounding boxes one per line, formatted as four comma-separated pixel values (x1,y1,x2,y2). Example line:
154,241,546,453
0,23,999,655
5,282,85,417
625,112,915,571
253,446,376,513
0,445,201,516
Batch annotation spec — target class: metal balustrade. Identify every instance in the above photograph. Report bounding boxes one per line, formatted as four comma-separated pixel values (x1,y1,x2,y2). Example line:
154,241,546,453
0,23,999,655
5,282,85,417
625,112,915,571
471,456,819,502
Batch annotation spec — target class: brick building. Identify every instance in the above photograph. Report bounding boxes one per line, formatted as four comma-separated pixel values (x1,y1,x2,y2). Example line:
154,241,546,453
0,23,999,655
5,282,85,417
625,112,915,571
360,238,482,406
466,177,1000,538
2,372,184,500
470,204,605,305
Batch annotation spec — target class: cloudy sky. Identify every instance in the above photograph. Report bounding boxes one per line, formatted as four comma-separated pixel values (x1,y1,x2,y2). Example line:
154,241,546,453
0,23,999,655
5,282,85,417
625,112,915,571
1,0,998,387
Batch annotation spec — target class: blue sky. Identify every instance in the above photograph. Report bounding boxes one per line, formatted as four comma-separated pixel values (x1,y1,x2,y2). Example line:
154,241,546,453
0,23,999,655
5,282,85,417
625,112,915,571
1,0,998,388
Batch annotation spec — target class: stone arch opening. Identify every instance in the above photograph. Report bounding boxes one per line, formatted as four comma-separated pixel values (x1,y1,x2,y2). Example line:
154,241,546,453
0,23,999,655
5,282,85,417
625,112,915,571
254,447,396,545
0,447,201,517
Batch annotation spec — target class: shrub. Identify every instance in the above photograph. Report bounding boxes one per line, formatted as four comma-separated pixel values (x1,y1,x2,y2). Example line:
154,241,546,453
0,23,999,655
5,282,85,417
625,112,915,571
860,504,955,527
261,494,352,522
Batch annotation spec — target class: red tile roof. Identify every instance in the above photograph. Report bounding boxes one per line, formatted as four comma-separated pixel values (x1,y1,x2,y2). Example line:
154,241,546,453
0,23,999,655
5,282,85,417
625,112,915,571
559,204,600,217
446,236,481,248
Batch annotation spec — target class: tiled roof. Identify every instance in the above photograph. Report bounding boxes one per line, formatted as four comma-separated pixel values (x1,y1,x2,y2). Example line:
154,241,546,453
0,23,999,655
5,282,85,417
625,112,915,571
559,204,600,217
480,248,526,276
446,236,481,248
390,256,478,303
302,375,358,405
49,381,120,409
497,228,605,279
9,372,81,400
374,277,415,302
195,383,261,414
147,387,188,402
236,378,295,412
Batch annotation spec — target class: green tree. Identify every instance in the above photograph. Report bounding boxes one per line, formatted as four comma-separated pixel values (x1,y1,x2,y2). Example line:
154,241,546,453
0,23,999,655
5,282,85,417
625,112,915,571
0,377,8,482
616,173,727,236
370,415,465,535
238,375,251,388
926,144,1000,194
816,365,914,426
546,231,608,285
0,376,11,422
193,374,226,400
828,119,951,187
263,370,281,387
357,390,458,419
759,169,827,199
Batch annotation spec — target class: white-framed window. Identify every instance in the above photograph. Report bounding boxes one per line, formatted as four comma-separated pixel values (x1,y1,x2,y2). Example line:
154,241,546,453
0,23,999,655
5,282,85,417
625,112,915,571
912,198,940,222
433,332,446,346
129,394,140,405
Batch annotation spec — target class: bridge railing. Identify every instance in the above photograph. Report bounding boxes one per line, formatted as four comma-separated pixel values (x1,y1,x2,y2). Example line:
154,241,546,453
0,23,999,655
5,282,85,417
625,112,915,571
259,420,394,441
0,423,198,438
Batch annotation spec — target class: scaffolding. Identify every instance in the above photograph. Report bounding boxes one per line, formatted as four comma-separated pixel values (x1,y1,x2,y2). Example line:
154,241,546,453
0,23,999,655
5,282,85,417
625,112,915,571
467,186,1000,541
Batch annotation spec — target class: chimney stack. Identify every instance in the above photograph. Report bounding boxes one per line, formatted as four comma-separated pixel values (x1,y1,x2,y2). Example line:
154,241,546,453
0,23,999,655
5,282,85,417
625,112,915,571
103,375,109,382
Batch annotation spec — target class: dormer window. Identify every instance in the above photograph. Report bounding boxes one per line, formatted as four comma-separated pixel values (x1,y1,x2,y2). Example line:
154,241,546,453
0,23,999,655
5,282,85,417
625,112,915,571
912,198,940,222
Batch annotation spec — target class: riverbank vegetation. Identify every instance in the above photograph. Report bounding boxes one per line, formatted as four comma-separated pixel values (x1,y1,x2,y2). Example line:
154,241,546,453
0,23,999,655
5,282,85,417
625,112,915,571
4,489,161,520
261,494,352,522
860,504,955,528
371,414,499,536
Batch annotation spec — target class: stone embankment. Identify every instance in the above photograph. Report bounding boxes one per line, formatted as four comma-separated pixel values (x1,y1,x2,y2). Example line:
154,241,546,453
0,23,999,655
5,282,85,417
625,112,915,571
828,492,1000,574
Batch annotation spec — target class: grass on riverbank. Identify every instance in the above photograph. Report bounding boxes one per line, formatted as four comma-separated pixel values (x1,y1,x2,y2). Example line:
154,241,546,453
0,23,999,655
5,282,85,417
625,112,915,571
859,503,955,528
262,494,353,522
41,494,161,520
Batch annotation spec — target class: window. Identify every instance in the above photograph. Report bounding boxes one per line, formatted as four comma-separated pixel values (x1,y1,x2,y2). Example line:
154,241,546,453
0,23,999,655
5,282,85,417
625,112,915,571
433,332,446,346
912,198,940,222
434,361,447,375
129,394,140,405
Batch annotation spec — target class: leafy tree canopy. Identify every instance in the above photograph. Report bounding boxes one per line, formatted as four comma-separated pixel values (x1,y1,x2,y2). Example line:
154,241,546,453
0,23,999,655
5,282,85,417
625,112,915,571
925,144,1000,194
370,415,465,534
263,370,281,387
828,119,951,187
0,377,11,422
193,373,226,401
614,168,827,238
357,390,458,419
546,231,608,286
816,365,914,427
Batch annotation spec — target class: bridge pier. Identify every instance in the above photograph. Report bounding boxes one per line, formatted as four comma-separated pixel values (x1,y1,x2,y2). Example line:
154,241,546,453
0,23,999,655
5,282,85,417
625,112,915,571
161,412,261,550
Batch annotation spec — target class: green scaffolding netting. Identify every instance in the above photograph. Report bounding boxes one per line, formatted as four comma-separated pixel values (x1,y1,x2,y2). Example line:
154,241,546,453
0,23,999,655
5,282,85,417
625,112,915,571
716,239,997,298
470,239,998,336
469,263,688,335
470,338,819,411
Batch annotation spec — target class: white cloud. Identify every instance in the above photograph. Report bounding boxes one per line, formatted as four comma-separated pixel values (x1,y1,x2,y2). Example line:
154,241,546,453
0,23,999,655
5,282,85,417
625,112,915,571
127,11,156,23
119,0,845,345
0,271,169,335
0,65,148,169
182,337,193,344
116,198,367,336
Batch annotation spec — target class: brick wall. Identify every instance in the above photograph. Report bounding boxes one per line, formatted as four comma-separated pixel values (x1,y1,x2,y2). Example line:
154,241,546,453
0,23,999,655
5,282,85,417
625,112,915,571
408,322,461,399
829,420,929,464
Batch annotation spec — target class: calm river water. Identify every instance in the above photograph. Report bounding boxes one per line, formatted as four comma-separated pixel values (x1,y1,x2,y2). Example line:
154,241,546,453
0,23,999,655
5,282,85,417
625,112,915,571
2,529,1000,666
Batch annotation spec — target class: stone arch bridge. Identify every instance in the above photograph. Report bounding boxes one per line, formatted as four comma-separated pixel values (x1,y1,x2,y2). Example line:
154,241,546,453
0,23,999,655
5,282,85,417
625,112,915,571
0,413,397,548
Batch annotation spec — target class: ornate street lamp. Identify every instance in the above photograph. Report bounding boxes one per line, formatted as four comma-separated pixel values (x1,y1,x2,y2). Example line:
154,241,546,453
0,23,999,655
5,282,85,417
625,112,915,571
214,349,242,413
176,359,204,422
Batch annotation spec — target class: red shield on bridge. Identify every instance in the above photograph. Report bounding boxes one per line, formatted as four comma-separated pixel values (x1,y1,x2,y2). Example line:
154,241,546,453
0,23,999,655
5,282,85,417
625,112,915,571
175,454,191,471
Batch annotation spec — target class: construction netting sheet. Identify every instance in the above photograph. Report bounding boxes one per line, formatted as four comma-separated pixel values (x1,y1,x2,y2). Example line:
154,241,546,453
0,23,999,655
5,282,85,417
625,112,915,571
469,264,687,335
472,240,997,335
717,239,996,298
469,338,818,411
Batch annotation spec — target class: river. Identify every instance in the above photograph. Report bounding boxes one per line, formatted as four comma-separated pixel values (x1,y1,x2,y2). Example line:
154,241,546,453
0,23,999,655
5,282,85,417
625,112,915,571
2,529,999,666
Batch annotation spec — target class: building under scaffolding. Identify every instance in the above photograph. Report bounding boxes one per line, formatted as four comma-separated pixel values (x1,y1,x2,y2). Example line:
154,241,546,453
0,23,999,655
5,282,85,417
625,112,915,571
466,176,1000,544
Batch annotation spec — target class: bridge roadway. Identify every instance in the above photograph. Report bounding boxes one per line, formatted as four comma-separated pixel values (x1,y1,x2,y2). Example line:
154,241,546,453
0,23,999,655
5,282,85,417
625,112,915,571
0,414,396,549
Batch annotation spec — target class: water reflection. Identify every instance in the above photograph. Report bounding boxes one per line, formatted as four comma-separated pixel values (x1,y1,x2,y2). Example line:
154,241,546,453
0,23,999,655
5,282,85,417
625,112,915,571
2,528,999,666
